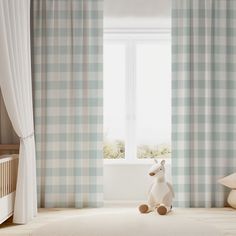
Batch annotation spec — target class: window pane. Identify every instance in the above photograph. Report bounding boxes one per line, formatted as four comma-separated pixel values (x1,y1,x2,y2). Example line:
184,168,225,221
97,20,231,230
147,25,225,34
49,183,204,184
136,42,171,159
103,43,126,159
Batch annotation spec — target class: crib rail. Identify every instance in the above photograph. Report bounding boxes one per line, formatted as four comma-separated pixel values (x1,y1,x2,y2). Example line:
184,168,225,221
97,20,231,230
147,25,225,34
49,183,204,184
0,144,19,156
0,155,18,198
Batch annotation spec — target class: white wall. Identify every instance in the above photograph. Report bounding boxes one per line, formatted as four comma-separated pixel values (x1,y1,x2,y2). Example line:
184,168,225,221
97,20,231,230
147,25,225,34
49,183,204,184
104,0,171,18
104,162,171,201
104,0,171,29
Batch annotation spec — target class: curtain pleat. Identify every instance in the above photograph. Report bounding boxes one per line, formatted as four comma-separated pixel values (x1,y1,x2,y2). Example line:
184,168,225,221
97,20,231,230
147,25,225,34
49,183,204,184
0,91,19,144
172,0,236,207
31,0,103,208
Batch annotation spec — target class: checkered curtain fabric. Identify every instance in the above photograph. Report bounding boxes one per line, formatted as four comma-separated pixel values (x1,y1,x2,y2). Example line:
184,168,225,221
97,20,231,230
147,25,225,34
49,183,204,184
172,0,236,207
31,0,103,207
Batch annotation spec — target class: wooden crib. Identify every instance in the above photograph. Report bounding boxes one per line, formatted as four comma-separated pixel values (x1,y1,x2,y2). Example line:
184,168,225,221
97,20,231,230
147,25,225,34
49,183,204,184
0,144,19,223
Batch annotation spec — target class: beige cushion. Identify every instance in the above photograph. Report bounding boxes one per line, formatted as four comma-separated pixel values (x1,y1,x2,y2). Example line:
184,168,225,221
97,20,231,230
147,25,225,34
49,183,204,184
32,211,223,236
218,173,236,189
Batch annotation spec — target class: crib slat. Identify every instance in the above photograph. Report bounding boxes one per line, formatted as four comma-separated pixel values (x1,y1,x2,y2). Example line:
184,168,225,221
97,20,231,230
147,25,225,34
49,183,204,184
7,161,11,194
0,155,19,198
5,162,7,196
6,161,9,195
0,163,3,198
3,162,5,197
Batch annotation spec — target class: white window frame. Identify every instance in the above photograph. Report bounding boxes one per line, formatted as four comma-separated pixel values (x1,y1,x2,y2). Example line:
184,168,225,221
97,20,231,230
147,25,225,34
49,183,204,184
104,28,171,164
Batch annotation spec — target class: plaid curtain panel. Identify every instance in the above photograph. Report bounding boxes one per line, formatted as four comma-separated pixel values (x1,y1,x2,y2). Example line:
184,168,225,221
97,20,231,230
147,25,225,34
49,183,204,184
31,0,103,208
172,0,236,207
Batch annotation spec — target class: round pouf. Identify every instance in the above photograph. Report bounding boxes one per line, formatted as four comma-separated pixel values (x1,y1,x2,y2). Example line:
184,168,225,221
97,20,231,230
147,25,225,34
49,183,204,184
228,189,236,208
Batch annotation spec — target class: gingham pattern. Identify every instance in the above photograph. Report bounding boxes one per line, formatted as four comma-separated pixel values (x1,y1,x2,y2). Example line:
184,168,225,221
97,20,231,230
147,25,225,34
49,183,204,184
31,0,103,208
172,0,236,207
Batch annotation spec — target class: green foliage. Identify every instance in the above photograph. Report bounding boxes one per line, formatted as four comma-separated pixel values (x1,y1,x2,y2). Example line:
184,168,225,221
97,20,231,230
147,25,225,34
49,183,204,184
103,140,171,159
137,144,171,159
103,140,125,159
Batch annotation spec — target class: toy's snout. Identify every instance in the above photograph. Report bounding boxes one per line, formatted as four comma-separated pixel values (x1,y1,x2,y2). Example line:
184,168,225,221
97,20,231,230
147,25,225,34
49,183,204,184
149,172,155,176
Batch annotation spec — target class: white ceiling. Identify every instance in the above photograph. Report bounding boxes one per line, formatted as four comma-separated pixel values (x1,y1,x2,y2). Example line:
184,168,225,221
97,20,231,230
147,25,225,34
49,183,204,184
104,0,171,18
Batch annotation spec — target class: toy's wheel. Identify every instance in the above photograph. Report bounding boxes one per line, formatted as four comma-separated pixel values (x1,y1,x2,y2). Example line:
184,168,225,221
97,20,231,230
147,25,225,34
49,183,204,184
139,204,149,213
157,205,167,215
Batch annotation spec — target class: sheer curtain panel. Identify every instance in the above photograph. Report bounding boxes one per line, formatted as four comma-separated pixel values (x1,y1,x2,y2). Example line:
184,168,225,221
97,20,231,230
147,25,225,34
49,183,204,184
172,0,236,207
0,0,37,223
0,91,19,144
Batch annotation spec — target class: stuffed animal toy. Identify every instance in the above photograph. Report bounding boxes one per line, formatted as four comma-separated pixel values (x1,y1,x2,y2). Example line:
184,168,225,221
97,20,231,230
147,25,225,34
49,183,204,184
139,159,174,215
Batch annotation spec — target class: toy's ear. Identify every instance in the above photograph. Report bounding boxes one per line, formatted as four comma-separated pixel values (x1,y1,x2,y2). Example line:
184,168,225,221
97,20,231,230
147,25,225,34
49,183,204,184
161,160,165,166
154,159,158,164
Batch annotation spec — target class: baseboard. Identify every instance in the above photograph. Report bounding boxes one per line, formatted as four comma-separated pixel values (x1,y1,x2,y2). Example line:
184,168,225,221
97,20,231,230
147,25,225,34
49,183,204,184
104,200,144,207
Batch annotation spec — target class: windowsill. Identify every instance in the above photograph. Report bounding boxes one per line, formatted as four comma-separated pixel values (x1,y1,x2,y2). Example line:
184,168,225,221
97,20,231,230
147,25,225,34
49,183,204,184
103,158,171,165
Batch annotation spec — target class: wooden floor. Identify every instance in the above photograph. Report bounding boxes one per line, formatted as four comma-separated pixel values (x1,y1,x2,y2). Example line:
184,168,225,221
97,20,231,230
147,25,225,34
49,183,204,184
0,206,236,236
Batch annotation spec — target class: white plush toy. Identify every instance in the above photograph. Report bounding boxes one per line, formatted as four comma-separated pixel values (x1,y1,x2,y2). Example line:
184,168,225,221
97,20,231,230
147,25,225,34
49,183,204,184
139,159,174,215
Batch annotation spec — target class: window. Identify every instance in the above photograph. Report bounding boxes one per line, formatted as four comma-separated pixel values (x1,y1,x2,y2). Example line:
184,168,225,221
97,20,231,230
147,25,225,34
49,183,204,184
103,30,171,161
103,43,126,159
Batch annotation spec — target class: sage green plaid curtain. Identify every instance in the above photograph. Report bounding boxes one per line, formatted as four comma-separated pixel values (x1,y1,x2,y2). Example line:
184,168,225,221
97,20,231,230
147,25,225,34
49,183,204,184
31,0,103,208
172,0,236,207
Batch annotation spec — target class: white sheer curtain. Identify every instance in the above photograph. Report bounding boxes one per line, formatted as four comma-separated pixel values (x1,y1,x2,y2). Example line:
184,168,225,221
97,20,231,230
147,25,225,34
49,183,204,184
0,0,37,224
0,91,19,144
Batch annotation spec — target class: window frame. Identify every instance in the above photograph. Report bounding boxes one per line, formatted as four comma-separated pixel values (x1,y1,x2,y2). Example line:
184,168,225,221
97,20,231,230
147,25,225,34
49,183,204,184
103,28,171,164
